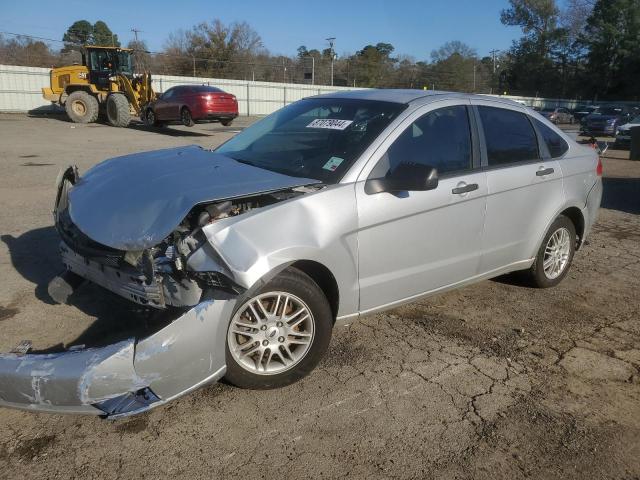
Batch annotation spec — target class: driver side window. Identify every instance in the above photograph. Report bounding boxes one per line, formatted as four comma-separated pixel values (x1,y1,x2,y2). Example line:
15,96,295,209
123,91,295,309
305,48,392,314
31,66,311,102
381,105,472,177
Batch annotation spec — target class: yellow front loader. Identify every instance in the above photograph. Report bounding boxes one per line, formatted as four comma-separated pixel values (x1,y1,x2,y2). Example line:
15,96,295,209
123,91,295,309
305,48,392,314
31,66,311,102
42,46,155,127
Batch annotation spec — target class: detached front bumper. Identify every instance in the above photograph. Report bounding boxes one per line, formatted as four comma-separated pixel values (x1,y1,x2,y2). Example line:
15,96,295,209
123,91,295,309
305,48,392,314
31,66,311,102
0,299,235,418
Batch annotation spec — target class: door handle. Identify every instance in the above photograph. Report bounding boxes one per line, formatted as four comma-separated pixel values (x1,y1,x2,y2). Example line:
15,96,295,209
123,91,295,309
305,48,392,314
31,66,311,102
536,167,555,176
451,183,479,194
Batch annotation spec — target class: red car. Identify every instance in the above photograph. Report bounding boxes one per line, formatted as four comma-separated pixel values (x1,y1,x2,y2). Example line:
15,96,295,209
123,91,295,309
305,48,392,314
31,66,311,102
143,85,238,127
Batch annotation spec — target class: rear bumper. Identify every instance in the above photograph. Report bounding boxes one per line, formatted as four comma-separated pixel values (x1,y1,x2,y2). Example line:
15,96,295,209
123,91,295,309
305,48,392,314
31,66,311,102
197,111,238,121
0,299,235,418
581,177,603,245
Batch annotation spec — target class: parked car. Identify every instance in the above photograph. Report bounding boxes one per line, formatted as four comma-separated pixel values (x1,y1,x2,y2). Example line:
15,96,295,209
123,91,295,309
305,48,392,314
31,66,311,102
0,90,602,418
143,85,238,127
572,105,597,122
615,115,640,147
581,105,632,136
540,107,574,124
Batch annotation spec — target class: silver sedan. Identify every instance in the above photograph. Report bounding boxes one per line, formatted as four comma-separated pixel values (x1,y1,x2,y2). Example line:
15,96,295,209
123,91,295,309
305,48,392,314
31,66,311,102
0,90,602,417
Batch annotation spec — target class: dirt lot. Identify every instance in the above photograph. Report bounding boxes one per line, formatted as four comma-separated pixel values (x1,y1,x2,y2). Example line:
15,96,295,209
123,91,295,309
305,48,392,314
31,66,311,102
0,114,639,479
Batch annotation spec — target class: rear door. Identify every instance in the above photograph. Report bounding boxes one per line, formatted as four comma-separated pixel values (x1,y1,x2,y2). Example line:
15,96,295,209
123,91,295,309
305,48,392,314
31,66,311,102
472,102,564,274
355,100,488,312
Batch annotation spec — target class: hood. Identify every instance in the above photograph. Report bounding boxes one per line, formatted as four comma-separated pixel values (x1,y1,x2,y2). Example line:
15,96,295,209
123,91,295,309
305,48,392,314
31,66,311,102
68,145,320,250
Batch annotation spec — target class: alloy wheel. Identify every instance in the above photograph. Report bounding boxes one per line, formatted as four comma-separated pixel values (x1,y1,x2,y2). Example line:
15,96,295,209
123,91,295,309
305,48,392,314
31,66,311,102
227,292,315,375
543,227,571,279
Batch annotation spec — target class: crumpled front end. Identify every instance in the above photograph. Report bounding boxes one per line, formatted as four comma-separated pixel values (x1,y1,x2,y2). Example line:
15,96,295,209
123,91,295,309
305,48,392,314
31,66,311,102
0,160,323,417
0,300,235,417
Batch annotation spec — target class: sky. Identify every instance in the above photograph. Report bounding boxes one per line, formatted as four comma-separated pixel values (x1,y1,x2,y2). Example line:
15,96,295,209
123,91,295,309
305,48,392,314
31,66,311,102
1,0,526,60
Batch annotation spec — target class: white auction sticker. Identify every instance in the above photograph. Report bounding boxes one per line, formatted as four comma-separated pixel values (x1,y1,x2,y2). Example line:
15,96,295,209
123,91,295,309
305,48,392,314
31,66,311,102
306,119,353,130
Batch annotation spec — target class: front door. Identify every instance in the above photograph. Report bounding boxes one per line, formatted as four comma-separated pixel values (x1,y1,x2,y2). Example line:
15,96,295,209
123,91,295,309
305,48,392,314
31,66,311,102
356,101,487,313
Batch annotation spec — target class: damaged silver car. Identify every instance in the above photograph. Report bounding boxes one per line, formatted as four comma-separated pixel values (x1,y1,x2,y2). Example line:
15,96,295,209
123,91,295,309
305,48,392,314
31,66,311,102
0,90,602,418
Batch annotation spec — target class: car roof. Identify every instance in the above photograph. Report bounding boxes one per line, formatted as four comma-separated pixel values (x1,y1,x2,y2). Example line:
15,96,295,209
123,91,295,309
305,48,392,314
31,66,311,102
314,88,524,108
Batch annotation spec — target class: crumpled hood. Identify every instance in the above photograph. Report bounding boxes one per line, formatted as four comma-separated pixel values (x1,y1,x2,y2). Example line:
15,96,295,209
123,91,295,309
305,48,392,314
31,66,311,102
68,145,319,250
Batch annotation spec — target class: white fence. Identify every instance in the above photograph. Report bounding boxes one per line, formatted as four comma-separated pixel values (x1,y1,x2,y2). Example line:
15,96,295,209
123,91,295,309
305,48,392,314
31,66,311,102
1,63,635,115
0,64,362,115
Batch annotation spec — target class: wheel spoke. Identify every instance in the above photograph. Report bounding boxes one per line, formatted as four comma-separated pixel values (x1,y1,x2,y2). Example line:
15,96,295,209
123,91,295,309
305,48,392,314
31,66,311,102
289,313,309,329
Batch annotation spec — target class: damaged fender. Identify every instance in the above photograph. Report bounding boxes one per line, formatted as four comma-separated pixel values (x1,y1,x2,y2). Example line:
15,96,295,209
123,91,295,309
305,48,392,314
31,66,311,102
200,184,360,320
0,298,236,417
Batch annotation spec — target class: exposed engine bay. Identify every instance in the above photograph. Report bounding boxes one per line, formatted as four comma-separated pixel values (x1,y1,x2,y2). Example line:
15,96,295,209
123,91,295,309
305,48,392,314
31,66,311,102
55,164,320,309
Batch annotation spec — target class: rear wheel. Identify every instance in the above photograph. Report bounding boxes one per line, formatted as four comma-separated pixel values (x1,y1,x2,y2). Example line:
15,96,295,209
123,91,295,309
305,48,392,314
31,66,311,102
224,267,333,389
106,94,131,127
181,107,195,127
65,91,99,124
526,215,576,288
221,119,233,127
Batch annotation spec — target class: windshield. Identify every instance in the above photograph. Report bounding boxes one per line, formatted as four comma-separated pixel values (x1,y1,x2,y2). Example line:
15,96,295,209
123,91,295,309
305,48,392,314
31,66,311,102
88,49,132,74
216,98,407,183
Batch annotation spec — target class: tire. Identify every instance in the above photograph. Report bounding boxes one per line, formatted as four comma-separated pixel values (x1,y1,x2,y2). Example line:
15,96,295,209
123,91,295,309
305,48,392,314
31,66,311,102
224,267,333,389
65,91,99,124
221,119,233,127
181,107,195,127
143,108,162,127
106,94,131,127
526,215,576,288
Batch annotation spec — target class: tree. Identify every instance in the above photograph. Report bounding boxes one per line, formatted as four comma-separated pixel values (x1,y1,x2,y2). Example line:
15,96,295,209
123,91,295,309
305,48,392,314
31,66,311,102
430,41,477,62
127,39,151,72
92,20,119,46
62,20,92,51
62,20,120,50
352,43,397,87
297,45,309,59
500,0,571,95
581,0,640,98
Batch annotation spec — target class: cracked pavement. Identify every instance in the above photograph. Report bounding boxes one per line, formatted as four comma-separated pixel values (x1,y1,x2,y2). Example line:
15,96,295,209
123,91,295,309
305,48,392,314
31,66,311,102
0,115,639,479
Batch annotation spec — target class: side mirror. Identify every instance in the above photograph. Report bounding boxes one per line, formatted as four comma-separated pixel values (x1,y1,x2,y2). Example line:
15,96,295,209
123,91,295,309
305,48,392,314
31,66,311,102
365,162,438,195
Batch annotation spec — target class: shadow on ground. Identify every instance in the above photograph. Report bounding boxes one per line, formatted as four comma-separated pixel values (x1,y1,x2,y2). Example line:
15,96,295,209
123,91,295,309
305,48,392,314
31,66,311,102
1,227,175,351
602,176,640,215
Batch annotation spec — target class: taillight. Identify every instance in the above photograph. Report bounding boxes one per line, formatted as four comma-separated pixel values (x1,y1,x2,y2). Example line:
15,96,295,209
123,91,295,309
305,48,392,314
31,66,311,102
204,94,212,101
596,156,603,176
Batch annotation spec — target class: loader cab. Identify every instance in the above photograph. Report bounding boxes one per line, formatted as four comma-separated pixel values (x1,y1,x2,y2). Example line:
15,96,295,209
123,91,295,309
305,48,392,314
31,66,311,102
82,47,133,90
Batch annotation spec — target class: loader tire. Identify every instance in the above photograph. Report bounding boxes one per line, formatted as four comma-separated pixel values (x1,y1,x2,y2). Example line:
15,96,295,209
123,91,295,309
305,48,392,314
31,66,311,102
65,91,99,124
106,94,131,127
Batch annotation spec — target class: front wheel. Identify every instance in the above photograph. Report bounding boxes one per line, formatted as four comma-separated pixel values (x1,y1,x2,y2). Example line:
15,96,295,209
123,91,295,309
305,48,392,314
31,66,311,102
106,94,131,127
526,215,576,288
224,267,333,389
181,107,195,127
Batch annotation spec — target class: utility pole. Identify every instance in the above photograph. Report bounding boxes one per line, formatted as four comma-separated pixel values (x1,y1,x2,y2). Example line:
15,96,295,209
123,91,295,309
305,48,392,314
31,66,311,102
489,49,500,73
131,28,143,72
131,28,142,43
326,37,336,86
473,62,476,92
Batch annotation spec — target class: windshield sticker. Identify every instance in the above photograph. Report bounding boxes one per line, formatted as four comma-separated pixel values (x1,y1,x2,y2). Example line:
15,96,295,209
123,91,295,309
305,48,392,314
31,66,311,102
307,119,353,130
323,156,345,171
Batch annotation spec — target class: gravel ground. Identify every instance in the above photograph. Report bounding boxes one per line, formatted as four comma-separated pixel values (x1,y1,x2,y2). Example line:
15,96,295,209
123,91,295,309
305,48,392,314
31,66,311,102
0,114,638,479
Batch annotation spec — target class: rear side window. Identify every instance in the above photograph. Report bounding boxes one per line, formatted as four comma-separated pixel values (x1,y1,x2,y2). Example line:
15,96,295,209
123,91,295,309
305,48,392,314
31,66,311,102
533,119,569,158
385,105,472,175
478,106,539,166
